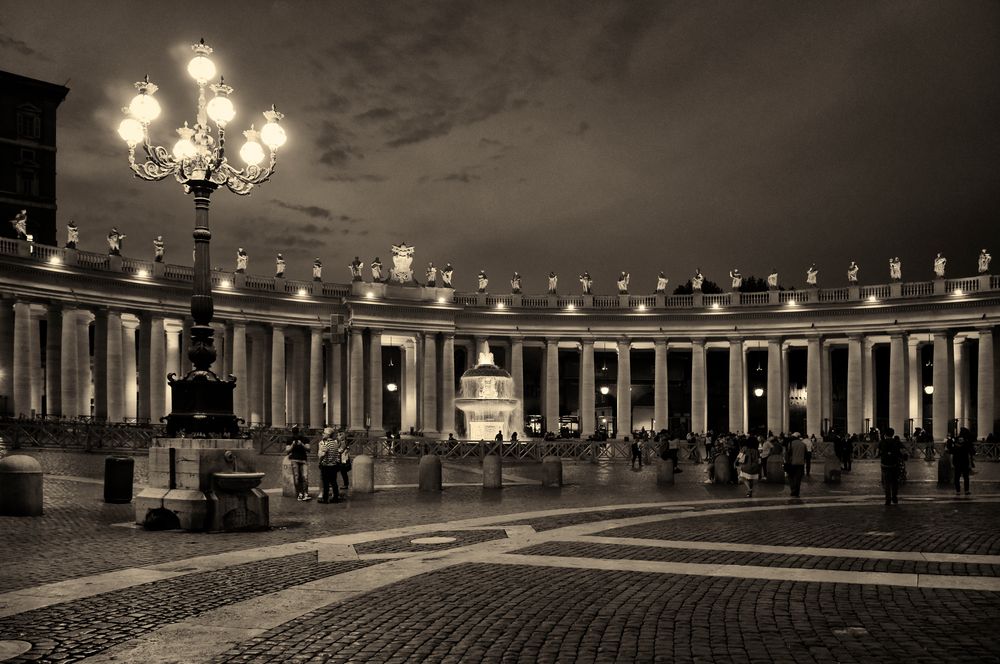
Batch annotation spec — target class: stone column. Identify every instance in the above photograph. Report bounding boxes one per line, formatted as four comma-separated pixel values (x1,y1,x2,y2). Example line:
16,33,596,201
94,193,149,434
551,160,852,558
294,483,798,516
329,337,343,427
766,338,783,434
231,323,248,423
45,303,62,417
137,314,150,422
106,310,124,422
309,327,324,429
978,328,995,439
93,310,109,420
401,339,417,432
932,331,955,440
690,338,706,434
270,325,287,426
954,338,969,429
368,328,383,432
806,337,822,437
440,332,456,436
29,308,41,416
77,311,93,419
421,332,438,435
580,339,595,438
728,338,744,434
0,301,13,416
510,336,525,437
12,300,32,417
546,337,560,434
889,333,908,436
223,324,234,379
122,316,138,421
148,315,165,424
862,338,875,431
348,328,365,430
164,320,182,413
60,308,78,417
847,336,864,435
654,338,668,433
908,338,922,430
822,343,833,431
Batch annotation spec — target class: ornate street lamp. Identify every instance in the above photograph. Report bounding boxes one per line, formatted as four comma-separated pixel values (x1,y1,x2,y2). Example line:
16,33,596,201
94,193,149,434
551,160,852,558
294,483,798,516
118,39,287,437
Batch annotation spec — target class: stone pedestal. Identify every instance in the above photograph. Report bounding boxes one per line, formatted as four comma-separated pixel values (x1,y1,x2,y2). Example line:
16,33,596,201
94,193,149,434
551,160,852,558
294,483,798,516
483,454,502,489
0,455,43,516
765,456,785,484
135,437,268,531
419,454,442,492
823,457,841,483
713,455,732,484
353,454,375,493
937,452,954,486
542,456,562,487
657,459,675,486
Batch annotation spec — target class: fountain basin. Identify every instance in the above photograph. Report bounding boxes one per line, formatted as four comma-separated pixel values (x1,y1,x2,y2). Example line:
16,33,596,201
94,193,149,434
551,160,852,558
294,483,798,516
213,471,265,492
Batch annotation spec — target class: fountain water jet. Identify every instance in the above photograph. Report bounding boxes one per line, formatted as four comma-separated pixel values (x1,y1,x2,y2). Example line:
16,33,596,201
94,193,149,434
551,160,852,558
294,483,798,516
455,344,519,440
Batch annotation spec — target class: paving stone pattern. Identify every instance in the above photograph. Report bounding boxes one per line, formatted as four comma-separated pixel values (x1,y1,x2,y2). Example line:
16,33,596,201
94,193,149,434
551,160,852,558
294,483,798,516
598,502,1000,555
0,553,373,664
513,541,1000,577
354,529,508,555
211,563,1000,663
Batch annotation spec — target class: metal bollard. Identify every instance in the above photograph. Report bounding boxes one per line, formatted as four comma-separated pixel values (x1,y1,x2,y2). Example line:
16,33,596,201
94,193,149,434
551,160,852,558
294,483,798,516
418,454,442,492
104,456,134,503
823,456,841,483
0,455,43,516
542,455,563,487
657,459,675,486
353,454,375,493
483,454,502,489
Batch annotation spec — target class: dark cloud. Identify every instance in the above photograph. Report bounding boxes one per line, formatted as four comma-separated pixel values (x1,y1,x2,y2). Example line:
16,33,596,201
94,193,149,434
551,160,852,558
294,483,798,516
306,90,352,113
271,199,332,219
436,172,481,183
314,120,363,167
354,107,399,123
323,173,387,183
583,1,664,82
0,31,46,59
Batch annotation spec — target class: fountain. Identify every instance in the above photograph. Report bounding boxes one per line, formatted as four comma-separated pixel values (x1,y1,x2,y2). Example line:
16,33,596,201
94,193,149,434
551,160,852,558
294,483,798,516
455,344,519,440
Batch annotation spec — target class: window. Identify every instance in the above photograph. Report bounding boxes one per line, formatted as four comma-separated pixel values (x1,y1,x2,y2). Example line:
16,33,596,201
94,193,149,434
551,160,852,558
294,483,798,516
18,149,38,166
17,106,41,140
16,168,39,196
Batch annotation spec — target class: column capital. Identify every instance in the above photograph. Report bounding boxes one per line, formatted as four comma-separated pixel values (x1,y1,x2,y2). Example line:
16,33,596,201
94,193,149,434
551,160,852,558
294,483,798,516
727,336,744,346
690,337,706,346
509,334,525,343
442,331,455,340
653,337,668,347
616,337,630,347
546,336,560,345
580,337,594,347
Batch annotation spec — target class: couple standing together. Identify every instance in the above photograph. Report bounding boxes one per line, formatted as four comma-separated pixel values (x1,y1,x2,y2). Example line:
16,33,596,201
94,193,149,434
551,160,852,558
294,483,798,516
286,426,352,503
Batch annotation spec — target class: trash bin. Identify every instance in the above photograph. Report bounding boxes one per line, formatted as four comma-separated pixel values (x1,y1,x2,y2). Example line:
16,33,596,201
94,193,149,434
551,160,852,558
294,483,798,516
104,456,134,504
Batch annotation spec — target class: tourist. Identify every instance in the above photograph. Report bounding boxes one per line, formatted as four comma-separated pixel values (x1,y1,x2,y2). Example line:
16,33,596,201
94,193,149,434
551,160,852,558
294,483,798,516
495,429,504,442
737,438,761,497
947,429,975,496
760,436,774,479
337,431,352,496
785,434,807,497
843,434,856,471
511,431,519,443
317,427,341,503
879,434,905,505
284,426,311,501
631,437,643,469
805,434,815,476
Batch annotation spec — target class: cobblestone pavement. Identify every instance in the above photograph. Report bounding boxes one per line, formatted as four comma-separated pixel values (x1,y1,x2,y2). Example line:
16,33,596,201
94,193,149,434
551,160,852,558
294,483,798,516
353,529,508,555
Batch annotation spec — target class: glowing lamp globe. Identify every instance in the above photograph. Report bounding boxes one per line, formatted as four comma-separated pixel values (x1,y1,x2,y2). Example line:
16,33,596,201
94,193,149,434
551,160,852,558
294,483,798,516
206,95,235,125
128,93,161,123
172,138,197,160
187,55,216,84
261,121,286,149
240,139,264,166
599,386,610,395
117,117,144,145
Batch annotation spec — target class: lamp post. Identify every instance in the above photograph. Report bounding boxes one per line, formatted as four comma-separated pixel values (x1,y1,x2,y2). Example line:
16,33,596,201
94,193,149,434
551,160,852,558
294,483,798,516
118,39,287,437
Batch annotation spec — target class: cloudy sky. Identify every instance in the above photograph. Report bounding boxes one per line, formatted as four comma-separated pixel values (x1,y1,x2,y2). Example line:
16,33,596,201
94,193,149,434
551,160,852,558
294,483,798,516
3,0,998,290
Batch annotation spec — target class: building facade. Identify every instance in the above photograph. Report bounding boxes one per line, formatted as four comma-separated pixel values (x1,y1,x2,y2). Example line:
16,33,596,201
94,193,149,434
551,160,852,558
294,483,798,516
0,237,997,441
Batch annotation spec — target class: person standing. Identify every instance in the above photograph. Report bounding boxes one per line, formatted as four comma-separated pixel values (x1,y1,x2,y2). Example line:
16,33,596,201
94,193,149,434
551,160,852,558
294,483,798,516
785,434,807,497
631,438,643,469
805,434,815,476
760,436,774,479
947,429,975,496
737,438,762,497
879,434,905,505
336,431,352,496
317,427,341,503
285,426,311,501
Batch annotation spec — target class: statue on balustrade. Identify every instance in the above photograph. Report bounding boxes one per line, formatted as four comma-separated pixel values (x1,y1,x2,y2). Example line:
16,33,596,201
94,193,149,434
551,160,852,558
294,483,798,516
847,261,859,283
236,247,248,273
371,256,383,282
275,253,286,278
617,271,630,294
389,243,415,283
979,249,992,274
9,209,27,240
442,263,454,287
889,257,902,281
806,264,818,287
65,220,78,249
933,253,946,279
729,268,742,290
153,236,165,262
548,272,558,294
510,271,522,293
477,270,489,293
426,262,437,286
692,268,705,291
579,272,593,294
349,256,364,281
107,227,126,256
655,272,669,293
767,270,778,290
313,258,322,281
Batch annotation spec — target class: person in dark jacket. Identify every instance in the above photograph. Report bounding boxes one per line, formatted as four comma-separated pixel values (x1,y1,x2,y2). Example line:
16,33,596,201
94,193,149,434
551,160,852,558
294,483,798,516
879,435,905,505
947,429,976,496
785,435,807,498
285,426,311,501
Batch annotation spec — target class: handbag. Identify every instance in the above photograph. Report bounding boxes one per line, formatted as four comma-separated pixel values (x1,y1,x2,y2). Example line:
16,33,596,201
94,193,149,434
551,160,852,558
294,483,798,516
340,450,352,470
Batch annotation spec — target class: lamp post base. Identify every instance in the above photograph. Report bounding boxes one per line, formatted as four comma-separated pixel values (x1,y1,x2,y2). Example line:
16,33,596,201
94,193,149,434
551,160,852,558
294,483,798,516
165,371,240,437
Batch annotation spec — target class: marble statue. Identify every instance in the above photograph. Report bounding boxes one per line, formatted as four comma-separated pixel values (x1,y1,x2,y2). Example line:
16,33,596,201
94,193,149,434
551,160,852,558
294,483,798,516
275,253,286,278
579,272,593,294
510,271,522,294
349,256,364,281
548,272,558,294
477,270,489,293
933,253,946,278
442,263,454,287
655,272,669,294
389,242,415,283
426,262,437,286
806,264,818,287
313,257,322,281
107,227,126,256
236,248,248,273
371,256,383,282
767,270,778,290
729,268,742,290
65,220,79,249
153,236,165,262
979,249,992,274
9,209,27,240
847,261,859,283
617,271,630,294
692,269,704,291
889,257,902,281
